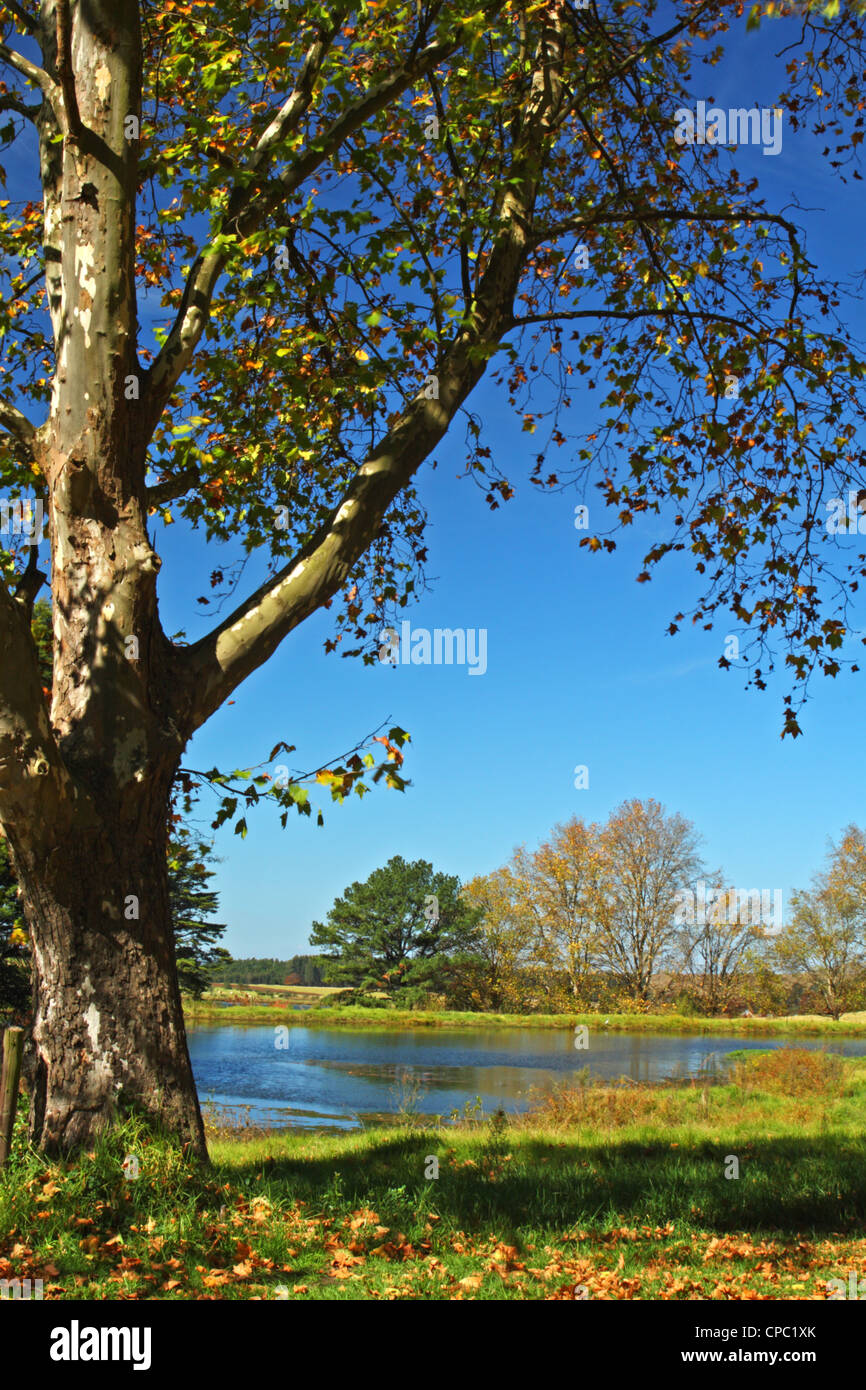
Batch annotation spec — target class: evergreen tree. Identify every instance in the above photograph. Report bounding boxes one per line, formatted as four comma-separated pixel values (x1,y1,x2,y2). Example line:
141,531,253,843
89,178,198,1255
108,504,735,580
168,836,229,999
310,856,480,1003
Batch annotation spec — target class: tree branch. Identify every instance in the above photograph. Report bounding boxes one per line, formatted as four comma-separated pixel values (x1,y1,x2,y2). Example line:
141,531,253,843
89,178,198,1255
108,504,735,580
13,542,47,619
0,90,41,120
143,2,507,426
0,40,58,109
177,363,484,730
173,9,559,732
1,1,37,35
145,465,200,509
247,7,350,171
0,395,37,462
507,306,794,336
531,205,804,250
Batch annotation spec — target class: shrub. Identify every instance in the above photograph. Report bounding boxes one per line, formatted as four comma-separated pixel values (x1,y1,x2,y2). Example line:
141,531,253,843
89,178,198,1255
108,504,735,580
731,1046,844,1097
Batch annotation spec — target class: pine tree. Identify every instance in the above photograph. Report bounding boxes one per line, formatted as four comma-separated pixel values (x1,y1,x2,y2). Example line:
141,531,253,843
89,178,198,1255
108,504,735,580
310,856,480,1004
168,835,229,999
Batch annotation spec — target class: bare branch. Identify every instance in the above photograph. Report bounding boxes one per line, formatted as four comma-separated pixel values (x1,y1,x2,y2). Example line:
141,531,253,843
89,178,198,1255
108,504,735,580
0,395,37,462
0,40,58,107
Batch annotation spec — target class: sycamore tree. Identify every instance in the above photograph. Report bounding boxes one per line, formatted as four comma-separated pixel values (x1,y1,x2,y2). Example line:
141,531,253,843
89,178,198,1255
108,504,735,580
675,877,767,1013
1,822,228,1012
1,1,866,1155
1,601,228,1004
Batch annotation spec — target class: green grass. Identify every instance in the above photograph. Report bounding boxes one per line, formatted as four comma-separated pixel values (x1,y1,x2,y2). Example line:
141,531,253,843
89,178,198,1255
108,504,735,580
184,997,866,1036
2,1049,866,1300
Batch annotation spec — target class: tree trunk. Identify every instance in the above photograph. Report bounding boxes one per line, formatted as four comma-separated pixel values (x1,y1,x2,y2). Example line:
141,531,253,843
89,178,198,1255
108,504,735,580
0,1,207,1157
8,800,205,1158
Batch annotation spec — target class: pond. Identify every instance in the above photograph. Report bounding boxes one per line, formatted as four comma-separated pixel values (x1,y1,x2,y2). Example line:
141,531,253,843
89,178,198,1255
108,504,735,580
186,1023,866,1131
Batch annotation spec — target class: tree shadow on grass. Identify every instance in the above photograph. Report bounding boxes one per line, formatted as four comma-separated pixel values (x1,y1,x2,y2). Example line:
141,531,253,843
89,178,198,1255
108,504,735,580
220,1130,866,1238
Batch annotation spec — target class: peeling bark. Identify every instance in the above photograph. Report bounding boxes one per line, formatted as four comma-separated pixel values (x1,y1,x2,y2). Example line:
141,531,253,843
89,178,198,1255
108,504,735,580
8,791,205,1156
0,1,206,1156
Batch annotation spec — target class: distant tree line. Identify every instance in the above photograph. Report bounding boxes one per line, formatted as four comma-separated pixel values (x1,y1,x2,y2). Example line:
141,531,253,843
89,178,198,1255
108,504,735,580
309,804,866,1020
208,955,325,987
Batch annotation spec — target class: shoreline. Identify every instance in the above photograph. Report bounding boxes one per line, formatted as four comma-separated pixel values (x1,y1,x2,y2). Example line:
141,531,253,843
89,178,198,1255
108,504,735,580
182,1001,866,1036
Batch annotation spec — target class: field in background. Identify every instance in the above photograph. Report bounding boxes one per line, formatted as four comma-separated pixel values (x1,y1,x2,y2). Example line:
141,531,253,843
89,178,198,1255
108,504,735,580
217,983,345,996
192,983,348,1011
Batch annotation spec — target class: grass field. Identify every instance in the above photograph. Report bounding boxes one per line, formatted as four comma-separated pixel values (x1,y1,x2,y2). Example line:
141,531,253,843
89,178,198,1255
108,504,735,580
2,1048,865,1300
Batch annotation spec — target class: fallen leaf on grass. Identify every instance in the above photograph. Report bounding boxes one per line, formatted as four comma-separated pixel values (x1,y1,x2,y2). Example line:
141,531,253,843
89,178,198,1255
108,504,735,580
349,1209,379,1230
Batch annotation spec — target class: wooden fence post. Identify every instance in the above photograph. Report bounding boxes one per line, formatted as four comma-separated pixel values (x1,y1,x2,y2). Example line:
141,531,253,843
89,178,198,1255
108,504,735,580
0,1026,23,1167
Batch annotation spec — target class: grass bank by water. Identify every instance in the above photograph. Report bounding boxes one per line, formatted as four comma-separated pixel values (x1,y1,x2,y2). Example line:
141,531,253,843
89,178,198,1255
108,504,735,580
184,997,866,1037
2,1049,865,1300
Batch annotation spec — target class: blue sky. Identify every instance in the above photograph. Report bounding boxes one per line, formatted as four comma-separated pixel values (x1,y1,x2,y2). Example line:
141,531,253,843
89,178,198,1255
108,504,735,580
7,8,866,956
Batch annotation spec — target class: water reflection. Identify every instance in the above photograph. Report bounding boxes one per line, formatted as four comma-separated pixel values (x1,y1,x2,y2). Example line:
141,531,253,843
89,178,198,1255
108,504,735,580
187,1024,866,1132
